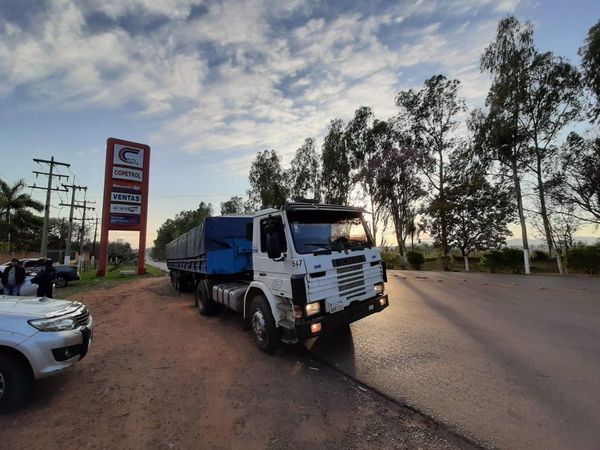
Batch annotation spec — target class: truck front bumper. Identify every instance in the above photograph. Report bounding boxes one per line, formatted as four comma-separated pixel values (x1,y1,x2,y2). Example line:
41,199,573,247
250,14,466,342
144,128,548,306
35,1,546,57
295,294,388,342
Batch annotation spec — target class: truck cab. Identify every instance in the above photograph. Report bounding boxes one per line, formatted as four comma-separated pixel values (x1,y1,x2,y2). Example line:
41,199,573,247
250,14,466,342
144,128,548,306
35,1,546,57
244,202,388,351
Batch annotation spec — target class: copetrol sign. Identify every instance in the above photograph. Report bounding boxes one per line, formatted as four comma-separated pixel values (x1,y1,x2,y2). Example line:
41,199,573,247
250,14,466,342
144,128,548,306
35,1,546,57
113,144,144,168
98,138,150,276
112,167,143,182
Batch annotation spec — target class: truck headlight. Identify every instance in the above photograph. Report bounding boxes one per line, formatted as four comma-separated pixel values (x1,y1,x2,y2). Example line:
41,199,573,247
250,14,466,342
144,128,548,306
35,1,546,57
29,315,77,332
374,282,384,295
305,302,321,317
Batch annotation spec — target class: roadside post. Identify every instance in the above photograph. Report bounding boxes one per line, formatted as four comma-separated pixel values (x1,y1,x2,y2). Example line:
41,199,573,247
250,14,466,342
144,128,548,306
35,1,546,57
97,138,151,276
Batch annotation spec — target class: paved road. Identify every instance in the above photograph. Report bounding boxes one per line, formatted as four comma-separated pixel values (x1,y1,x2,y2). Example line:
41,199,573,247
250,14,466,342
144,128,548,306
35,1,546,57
146,259,168,272
309,270,600,450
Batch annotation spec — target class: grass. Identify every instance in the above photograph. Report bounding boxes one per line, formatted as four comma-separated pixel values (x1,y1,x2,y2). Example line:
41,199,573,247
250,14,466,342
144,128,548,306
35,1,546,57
58,264,165,298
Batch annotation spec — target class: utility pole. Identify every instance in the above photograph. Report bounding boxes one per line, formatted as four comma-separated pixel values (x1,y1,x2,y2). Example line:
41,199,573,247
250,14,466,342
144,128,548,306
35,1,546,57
72,200,95,270
91,217,99,267
30,157,70,257
60,184,87,264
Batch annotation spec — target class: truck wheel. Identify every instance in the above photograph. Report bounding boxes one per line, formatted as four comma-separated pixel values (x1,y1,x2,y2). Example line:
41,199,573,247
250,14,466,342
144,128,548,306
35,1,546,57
250,296,281,354
0,354,32,414
196,281,216,316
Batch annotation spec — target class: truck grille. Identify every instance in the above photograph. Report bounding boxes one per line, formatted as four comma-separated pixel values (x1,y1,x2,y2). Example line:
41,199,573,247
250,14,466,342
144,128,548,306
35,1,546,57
306,261,382,304
337,263,366,299
74,307,90,327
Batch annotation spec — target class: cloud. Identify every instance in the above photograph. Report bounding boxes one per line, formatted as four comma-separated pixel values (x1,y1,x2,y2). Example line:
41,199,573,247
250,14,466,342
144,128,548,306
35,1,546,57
0,0,515,161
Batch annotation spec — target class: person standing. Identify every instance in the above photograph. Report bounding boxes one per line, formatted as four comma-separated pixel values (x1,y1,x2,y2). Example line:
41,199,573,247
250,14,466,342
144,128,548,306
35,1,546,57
1,259,26,295
31,259,56,298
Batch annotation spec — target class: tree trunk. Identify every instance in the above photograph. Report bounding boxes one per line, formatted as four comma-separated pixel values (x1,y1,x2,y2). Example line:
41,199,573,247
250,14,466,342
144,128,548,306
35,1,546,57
463,254,470,272
534,148,563,274
439,149,450,271
511,159,531,274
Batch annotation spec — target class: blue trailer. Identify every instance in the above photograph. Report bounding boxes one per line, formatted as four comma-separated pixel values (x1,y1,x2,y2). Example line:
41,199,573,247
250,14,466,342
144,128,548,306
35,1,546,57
166,216,253,284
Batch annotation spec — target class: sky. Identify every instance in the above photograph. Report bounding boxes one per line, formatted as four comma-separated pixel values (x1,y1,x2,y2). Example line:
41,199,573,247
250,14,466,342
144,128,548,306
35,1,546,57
0,0,599,249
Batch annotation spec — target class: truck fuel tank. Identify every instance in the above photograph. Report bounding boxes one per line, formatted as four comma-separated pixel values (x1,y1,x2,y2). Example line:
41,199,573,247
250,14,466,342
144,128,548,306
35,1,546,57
212,282,249,313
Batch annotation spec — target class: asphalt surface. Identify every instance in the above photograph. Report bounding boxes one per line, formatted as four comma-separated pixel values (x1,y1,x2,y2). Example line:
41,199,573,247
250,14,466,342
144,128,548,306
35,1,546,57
308,270,600,450
146,259,168,272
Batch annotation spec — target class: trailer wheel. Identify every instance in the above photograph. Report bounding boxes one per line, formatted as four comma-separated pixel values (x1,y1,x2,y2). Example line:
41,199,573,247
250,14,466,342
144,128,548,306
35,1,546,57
196,281,216,316
250,296,280,354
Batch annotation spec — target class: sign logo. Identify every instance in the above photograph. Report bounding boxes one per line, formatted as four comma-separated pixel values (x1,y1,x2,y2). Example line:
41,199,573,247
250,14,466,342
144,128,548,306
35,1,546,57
112,167,143,182
111,192,141,204
110,204,141,215
113,144,144,168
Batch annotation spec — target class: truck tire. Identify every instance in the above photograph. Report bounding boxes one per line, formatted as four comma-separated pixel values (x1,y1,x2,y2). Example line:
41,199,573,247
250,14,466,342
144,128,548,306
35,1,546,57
0,354,32,414
250,296,281,354
196,281,217,316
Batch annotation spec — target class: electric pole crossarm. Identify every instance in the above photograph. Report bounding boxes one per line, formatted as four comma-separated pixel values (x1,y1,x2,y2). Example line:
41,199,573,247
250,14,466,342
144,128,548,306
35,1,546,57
33,171,69,179
29,185,68,192
33,158,70,168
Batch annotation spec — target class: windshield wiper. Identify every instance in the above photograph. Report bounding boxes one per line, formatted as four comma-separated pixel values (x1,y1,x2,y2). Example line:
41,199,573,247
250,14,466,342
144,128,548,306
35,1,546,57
303,243,333,250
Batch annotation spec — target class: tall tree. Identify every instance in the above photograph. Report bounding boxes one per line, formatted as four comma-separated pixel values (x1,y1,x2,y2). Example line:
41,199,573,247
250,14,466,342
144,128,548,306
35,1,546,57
555,133,600,225
373,139,425,266
396,74,465,270
247,150,289,209
0,178,44,252
345,107,386,243
152,202,213,260
479,16,536,274
520,52,583,273
321,119,351,205
220,195,244,215
288,137,321,201
579,19,600,122
444,153,516,272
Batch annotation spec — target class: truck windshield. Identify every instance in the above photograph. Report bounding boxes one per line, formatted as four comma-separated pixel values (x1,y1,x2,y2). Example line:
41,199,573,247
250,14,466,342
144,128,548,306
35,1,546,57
287,209,373,254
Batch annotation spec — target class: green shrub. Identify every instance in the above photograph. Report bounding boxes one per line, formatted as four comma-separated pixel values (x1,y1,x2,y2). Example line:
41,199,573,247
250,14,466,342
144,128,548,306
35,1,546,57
481,250,503,273
503,248,524,273
531,250,549,261
407,251,425,270
481,248,524,273
380,247,401,269
567,244,600,274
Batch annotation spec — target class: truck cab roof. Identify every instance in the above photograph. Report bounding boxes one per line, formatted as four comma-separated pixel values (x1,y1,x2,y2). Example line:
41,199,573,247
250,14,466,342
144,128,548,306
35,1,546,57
255,202,367,216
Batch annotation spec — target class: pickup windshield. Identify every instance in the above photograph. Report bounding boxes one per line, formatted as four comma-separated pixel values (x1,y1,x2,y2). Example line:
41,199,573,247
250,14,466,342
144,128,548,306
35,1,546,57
287,209,373,254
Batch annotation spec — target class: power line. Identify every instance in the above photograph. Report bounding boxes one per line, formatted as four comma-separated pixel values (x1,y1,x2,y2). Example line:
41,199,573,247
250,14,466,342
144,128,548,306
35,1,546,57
29,157,70,257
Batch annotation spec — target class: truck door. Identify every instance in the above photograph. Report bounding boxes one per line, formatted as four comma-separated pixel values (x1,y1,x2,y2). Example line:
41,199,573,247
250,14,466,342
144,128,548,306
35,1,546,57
254,215,292,299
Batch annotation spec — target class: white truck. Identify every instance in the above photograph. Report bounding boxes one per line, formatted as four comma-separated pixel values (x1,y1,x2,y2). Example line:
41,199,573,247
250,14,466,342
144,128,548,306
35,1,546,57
167,202,388,352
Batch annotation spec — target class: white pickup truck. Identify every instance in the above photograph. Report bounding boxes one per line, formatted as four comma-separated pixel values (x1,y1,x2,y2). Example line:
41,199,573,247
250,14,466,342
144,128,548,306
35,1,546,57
0,296,93,412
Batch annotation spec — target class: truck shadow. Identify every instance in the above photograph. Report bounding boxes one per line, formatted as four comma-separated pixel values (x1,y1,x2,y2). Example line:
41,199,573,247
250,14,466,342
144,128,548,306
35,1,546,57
305,325,357,377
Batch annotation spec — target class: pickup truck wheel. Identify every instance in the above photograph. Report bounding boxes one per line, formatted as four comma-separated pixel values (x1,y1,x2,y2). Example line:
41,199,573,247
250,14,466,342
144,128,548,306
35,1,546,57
250,296,280,354
196,281,216,316
0,355,32,414
54,276,67,288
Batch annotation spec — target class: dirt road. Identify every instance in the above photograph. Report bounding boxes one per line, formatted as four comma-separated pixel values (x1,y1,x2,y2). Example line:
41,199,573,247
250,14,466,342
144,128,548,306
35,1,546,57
0,276,474,450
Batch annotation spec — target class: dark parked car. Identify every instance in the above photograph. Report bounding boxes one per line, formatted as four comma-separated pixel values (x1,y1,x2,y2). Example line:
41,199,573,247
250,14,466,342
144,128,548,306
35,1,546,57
0,258,80,288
